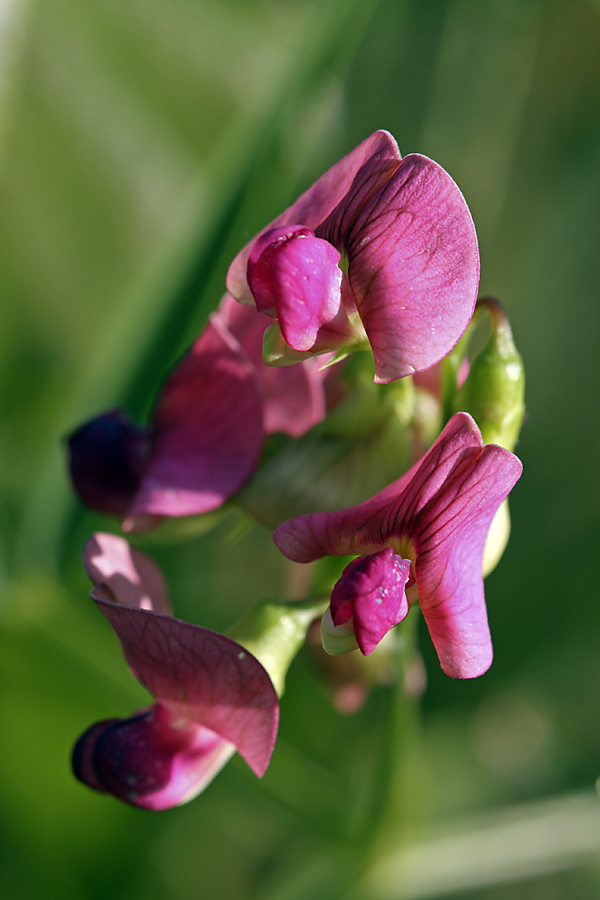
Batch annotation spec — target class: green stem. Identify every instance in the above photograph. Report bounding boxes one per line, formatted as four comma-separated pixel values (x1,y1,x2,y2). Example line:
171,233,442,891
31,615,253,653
354,610,424,857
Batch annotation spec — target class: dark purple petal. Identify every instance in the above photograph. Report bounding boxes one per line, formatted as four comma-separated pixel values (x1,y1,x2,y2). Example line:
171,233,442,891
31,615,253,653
127,317,264,520
214,293,328,438
330,548,411,655
73,705,235,810
67,411,150,517
83,532,172,615
273,464,416,563
344,155,479,383
72,718,120,793
227,131,402,302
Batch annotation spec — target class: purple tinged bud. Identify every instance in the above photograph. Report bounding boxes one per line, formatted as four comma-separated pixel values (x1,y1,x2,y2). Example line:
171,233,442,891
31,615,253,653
73,705,235,811
68,411,149,517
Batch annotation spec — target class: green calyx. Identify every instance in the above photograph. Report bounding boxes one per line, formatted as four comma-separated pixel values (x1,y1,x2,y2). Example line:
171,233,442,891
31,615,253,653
452,297,525,451
229,598,328,696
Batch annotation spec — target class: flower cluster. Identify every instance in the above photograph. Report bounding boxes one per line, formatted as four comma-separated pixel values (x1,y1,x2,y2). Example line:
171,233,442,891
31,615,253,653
67,130,523,809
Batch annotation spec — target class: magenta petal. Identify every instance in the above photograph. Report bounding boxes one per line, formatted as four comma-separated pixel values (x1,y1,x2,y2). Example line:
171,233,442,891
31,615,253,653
274,414,488,562
413,443,522,678
74,705,235,810
83,532,172,615
247,226,315,316
274,413,522,679
127,316,264,519
227,130,402,302
346,155,479,382
330,548,411,655
93,597,278,777
214,293,327,438
257,232,346,351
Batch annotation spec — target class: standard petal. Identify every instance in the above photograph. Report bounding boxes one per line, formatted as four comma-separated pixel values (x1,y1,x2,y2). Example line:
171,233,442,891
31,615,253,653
93,596,279,778
330,548,411,655
345,154,479,383
214,293,328,437
83,532,172,615
127,317,264,519
226,130,402,302
73,705,235,810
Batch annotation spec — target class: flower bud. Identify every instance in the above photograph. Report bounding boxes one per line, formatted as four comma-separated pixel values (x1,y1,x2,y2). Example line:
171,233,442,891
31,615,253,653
453,297,525,451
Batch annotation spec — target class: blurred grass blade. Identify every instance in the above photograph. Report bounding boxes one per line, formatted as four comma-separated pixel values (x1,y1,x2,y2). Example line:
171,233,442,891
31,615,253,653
352,792,600,899
8,0,382,573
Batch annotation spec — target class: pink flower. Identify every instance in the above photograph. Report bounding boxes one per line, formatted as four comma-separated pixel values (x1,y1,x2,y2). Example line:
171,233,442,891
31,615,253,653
72,533,278,809
227,130,479,384
68,295,330,529
274,413,522,678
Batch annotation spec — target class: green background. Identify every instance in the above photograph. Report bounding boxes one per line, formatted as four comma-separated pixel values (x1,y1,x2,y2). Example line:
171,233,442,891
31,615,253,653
1,0,599,897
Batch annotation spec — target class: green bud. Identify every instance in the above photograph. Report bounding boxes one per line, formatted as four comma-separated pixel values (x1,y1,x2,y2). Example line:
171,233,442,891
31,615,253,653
229,598,327,696
453,297,525,451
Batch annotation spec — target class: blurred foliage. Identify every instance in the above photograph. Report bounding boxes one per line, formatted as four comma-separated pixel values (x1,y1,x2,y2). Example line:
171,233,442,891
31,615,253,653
1,0,600,898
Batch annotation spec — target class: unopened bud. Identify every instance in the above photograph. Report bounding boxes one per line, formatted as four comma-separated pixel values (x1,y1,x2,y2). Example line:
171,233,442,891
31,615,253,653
453,298,525,451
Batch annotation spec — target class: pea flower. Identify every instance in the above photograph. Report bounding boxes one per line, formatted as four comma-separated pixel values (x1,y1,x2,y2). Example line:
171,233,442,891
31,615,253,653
227,130,479,384
68,294,329,530
72,533,279,809
274,413,522,679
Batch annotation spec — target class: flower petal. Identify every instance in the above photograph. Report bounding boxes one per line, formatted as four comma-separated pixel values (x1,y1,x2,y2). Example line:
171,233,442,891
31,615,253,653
412,443,522,678
72,718,120,793
273,413,488,562
73,705,235,810
214,293,328,437
67,411,149,517
249,228,353,352
275,414,522,679
227,130,402,302
330,548,411,655
345,154,479,383
83,532,172,615
93,596,278,777
127,316,264,519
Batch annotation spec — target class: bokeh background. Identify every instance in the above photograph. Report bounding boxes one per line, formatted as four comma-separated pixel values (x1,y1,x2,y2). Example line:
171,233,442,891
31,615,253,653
1,0,600,897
